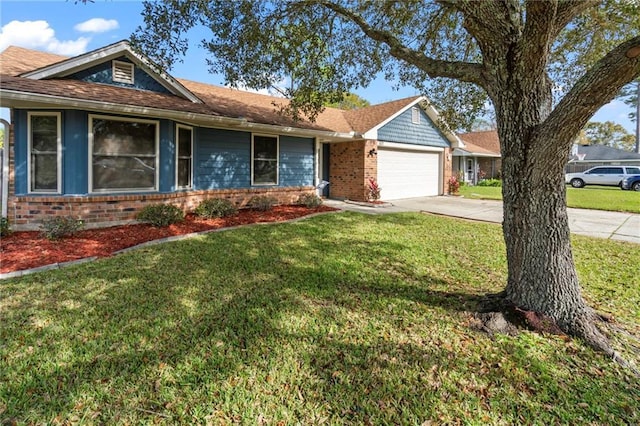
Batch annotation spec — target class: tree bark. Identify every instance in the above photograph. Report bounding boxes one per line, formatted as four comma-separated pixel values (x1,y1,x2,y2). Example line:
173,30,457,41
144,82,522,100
495,83,612,353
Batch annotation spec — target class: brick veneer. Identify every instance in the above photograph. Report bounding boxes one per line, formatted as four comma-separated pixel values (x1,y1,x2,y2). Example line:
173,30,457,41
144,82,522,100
7,186,315,231
443,147,453,194
329,139,378,201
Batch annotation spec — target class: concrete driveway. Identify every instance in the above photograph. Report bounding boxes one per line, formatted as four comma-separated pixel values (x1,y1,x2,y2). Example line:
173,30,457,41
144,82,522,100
325,196,640,244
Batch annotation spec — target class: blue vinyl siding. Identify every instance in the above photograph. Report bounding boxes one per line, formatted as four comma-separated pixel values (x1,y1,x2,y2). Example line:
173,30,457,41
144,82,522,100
63,110,88,194
13,110,27,195
67,56,171,94
279,136,314,187
378,107,450,148
12,110,314,196
194,129,315,189
195,128,252,189
159,120,175,192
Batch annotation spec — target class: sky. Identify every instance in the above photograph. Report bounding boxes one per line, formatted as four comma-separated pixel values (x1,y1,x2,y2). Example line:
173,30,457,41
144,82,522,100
0,0,636,134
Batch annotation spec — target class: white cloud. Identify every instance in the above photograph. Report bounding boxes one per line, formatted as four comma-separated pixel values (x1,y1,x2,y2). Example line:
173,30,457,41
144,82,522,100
74,18,119,33
231,77,290,98
0,20,89,55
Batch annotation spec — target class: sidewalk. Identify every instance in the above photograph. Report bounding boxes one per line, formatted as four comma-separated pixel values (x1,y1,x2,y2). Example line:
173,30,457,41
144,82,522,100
324,197,640,244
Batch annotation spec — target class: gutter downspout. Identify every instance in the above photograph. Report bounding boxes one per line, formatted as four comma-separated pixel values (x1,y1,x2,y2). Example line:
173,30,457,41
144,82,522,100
1,119,9,219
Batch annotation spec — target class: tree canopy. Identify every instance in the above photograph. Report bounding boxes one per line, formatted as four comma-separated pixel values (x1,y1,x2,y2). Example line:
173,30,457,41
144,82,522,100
134,0,640,129
134,1,640,355
325,92,370,110
580,121,636,150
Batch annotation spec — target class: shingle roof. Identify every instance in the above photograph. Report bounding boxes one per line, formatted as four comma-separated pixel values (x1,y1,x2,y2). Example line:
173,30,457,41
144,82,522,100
572,144,640,161
178,78,353,133
0,45,429,137
458,130,500,154
458,141,499,156
0,46,68,76
343,96,422,134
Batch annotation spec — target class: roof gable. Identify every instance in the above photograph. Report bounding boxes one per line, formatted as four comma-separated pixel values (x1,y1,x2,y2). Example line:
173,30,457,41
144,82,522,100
344,96,463,147
378,104,450,148
18,40,202,103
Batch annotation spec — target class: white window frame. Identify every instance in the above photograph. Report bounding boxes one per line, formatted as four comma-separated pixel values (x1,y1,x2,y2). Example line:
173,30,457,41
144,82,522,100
112,60,135,84
251,134,279,186
175,124,193,189
411,107,421,124
88,114,159,194
27,111,62,194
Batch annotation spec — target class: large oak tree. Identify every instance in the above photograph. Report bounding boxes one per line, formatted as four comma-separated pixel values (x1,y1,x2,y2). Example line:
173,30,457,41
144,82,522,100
133,0,640,353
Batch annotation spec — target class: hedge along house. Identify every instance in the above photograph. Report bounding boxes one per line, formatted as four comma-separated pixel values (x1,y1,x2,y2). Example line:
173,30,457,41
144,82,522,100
0,41,462,230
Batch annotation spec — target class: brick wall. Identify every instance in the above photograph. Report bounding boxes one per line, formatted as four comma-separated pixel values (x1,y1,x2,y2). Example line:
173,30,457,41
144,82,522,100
7,186,315,231
477,157,502,179
443,148,453,194
329,139,378,202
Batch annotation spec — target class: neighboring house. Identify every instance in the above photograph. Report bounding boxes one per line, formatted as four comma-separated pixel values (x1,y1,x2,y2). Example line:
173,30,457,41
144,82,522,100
453,130,501,184
566,144,640,173
0,41,463,230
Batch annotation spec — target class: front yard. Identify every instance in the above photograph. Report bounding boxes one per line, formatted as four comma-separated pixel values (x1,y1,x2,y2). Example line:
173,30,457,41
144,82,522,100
1,212,639,424
459,184,640,213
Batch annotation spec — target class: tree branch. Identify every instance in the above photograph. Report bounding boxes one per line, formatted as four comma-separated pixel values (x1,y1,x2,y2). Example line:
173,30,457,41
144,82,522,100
315,0,489,88
438,0,522,63
553,0,599,38
538,36,640,145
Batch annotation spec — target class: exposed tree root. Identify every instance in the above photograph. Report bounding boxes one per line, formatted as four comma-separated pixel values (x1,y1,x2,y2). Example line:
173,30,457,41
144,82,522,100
470,292,639,376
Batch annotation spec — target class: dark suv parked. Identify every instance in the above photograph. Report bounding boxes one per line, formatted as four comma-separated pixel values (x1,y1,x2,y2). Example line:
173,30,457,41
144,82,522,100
621,174,640,191
565,165,640,188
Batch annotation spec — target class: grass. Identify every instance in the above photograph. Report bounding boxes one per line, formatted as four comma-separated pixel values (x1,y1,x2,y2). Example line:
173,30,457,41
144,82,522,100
459,184,640,213
1,212,639,424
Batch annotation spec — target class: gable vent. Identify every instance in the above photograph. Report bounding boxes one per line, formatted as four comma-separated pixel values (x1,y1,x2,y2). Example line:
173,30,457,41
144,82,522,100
112,60,134,84
411,107,420,124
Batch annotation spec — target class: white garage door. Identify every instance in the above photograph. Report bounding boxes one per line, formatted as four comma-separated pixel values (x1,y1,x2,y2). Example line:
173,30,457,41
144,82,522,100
377,147,441,200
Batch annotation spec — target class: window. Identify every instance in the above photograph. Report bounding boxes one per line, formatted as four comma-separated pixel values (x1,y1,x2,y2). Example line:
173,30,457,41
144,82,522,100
627,167,640,174
411,107,421,124
176,125,193,189
28,112,60,193
252,135,278,185
112,60,134,84
90,115,158,192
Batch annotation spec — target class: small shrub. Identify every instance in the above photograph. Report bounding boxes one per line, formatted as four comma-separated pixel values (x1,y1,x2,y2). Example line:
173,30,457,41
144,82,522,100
0,217,10,237
248,195,277,211
40,216,84,240
136,204,184,227
297,193,323,208
195,198,238,218
447,175,460,194
367,178,381,201
477,178,502,187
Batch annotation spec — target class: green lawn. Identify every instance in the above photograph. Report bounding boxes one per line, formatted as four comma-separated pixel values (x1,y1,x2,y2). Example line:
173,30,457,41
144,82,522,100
459,184,640,213
1,212,639,424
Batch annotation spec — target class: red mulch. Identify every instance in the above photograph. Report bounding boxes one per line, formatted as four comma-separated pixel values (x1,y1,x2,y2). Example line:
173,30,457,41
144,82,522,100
0,205,337,274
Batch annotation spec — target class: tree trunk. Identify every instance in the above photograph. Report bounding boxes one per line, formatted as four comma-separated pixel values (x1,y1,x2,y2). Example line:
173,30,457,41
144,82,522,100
495,88,612,353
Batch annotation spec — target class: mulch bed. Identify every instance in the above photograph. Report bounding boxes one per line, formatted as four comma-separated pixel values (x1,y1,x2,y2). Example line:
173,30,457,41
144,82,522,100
0,205,337,274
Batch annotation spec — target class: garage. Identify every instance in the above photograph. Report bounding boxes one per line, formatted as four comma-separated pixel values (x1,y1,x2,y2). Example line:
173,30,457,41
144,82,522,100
377,145,442,200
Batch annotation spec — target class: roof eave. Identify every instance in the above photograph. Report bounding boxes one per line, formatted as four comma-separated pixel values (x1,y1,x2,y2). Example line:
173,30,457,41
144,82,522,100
0,89,355,141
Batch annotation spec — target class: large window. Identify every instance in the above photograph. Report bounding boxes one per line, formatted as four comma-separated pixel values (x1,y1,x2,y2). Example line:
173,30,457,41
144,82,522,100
28,112,61,193
252,135,278,185
90,115,158,192
176,125,193,189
